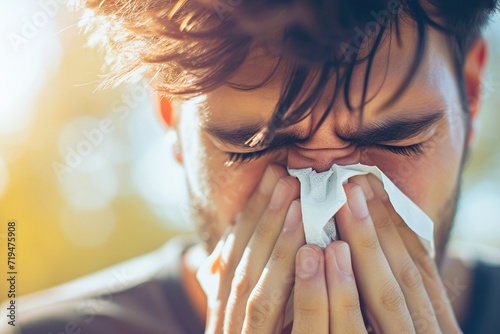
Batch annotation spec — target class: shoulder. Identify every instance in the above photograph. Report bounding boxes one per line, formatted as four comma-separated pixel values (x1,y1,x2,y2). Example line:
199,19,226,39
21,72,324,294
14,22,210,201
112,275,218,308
0,236,202,334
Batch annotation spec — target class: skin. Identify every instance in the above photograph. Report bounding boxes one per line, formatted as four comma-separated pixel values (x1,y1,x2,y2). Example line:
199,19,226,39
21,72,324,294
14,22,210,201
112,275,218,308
166,19,487,333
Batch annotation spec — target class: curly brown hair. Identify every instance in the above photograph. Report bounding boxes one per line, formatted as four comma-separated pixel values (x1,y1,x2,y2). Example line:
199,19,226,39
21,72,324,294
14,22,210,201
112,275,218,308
81,0,498,146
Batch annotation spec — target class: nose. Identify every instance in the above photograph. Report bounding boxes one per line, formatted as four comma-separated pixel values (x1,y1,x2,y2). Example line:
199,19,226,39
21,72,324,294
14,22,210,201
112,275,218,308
287,144,361,172
286,112,361,172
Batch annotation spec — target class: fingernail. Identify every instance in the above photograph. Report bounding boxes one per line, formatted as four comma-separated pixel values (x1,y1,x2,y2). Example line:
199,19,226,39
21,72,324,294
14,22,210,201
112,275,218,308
367,175,388,200
269,179,291,210
297,247,319,279
347,187,369,219
350,175,374,200
334,243,352,275
283,200,302,232
259,165,278,195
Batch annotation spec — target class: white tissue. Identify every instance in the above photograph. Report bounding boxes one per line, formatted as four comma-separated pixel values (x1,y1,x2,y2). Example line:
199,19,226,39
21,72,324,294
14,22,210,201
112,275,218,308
288,163,435,257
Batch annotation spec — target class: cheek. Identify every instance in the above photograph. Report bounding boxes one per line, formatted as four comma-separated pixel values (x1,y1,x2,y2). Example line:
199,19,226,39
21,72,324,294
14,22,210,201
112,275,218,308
203,148,267,225
362,151,434,205
211,164,267,224
361,125,465,222
180,117,269,225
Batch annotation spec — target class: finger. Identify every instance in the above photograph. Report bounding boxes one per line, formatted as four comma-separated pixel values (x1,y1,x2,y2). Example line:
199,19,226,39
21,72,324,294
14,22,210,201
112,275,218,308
243,200,305,333
204,164,285,334
219,165,287,297
335,184,414,333
368,174,461,333
325,241,367,334
351,175,438,333
292,245,329,334
197,224,232,334
197,224,232,300
227,164,289,268
225,176,300,333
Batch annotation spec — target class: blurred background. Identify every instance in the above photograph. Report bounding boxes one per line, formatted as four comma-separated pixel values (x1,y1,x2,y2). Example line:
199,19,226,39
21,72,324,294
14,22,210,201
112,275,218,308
0,1,499,298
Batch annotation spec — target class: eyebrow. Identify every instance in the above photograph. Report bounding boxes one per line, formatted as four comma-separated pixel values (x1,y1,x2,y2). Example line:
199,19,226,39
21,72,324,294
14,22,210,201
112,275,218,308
203,110,444,150
203,121,310,150
203,122,267,147
342,111,444,145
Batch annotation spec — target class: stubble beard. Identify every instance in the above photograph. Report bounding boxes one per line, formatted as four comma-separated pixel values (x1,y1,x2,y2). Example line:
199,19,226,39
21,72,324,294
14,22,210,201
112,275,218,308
188,189,224,253
434,146,468,267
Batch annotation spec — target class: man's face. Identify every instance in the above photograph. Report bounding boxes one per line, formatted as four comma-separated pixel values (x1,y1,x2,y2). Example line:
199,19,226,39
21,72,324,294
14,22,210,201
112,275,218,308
174,22,470,255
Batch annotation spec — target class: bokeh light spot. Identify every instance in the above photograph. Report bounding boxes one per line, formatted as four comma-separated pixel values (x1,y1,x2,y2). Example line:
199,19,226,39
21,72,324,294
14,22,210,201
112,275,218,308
60,207,116,247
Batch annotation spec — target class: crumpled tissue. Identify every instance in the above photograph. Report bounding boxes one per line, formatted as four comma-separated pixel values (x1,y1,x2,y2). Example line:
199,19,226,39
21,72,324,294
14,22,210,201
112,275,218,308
288,163,435,257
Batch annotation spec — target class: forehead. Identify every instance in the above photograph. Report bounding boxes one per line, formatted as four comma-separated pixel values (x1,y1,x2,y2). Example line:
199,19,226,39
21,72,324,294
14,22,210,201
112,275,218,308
200,21,456,128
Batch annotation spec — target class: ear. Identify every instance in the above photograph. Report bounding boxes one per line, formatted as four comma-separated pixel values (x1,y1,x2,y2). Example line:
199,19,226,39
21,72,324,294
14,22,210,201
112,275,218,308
463,37,488,147
157,95,175,127
157,95,183,164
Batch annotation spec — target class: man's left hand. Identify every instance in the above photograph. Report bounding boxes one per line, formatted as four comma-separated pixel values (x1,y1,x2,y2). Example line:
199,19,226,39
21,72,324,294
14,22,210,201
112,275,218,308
291,174,463,333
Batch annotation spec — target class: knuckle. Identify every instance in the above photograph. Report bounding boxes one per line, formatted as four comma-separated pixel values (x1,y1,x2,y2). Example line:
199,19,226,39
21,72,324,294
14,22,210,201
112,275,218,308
391,213,405,227
358,231,380,254
415,251,438,280
380,280,406,312
254,216,276,241
243,191,267,221
279,270,295,285
232,270,253,299
245,293,276,329
252,188,269,209
373,214,393,230
295,305,323,319
399,258,423,291
268,242,290,265
379,196,393,208
239,207,260,225
335,288,361,314
411,304,438,333
295,296,326,317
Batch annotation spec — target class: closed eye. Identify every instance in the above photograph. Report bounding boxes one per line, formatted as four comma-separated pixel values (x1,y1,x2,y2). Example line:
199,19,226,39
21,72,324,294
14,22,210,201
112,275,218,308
224,142,425,166
377,143,424,156
225,147,276,166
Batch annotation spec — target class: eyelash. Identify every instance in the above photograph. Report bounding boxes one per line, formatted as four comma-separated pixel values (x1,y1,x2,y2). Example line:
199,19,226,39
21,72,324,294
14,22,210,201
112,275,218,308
225,143,425,166
379,143,425,156
226,148,274,165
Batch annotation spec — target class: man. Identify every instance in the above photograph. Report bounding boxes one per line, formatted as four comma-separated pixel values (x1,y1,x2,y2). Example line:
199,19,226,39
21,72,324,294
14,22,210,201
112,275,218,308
3,0,500,333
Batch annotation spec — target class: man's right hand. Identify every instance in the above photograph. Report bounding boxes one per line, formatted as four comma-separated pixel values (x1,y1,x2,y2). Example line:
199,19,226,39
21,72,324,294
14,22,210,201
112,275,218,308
196,164,305,333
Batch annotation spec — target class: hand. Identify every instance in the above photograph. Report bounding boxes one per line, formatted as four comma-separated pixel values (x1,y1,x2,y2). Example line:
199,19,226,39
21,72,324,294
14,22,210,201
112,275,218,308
197,167,463,333
301,174,462,333
197,164,306,333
